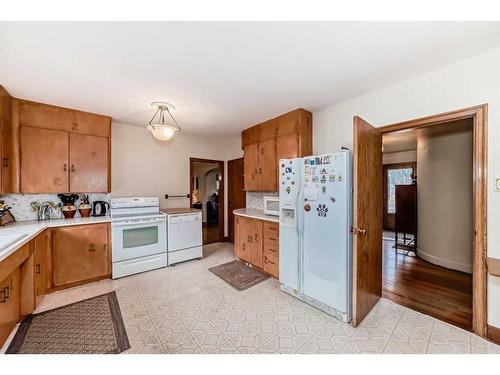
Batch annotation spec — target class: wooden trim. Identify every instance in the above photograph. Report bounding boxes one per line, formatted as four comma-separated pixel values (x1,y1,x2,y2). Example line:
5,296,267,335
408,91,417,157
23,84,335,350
189,157,225,243
487,257,500,277
379,104,488,338
487,324,500,345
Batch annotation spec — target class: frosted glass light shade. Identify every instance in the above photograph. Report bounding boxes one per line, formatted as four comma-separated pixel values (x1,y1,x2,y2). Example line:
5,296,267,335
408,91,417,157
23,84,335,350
147,124,178,141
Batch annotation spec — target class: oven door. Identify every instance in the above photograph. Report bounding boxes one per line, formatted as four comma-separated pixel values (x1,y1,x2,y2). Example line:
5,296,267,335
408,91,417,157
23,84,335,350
112,216,166,262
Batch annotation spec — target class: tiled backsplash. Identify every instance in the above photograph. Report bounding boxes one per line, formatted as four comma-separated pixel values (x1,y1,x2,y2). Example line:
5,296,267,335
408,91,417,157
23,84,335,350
0,193,111,221
246,192,278,210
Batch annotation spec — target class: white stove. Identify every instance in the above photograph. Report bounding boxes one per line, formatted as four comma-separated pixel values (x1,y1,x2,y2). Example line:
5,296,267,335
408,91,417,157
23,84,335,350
111,197,167,278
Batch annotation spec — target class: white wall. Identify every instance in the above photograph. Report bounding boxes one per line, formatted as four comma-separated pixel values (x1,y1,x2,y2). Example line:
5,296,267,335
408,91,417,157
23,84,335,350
417,120,473,273
312,47,500,327
112,122,241,236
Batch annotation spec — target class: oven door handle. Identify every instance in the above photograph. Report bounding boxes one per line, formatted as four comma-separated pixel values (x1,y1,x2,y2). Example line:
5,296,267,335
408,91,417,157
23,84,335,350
112,218,165,227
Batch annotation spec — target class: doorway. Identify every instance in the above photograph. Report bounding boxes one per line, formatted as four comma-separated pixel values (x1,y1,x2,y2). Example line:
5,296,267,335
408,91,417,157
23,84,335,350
189,158,224,244
351,105,488,339
381,121,473,331
227,158,245,243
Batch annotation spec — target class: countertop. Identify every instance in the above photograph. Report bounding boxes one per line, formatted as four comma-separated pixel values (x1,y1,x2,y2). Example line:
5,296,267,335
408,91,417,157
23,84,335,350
233,208,279,223
0,216,111,263
161,208,202,215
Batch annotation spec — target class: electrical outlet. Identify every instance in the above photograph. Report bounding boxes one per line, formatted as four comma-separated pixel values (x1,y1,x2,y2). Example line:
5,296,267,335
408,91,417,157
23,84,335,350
496,177,500,192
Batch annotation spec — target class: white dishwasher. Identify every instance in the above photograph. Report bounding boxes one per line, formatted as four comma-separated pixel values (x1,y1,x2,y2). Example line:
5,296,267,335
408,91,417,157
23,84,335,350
167,211,202,265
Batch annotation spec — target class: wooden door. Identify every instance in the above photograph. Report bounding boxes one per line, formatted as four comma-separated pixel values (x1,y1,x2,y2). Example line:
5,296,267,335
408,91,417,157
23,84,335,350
244,143,259,191
0,268,20,345
53,224,110,287
228,158,245,243
34,232,49,305
20,126,69,193
70,133,109,192
258,138,277,191
352,116,383,327
250,219,263,268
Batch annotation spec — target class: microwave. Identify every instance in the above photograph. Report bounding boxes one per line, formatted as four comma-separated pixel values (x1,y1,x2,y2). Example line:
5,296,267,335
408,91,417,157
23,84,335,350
263,196,280,216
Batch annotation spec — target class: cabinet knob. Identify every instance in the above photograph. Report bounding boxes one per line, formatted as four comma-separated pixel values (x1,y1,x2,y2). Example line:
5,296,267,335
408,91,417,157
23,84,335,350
63,164,67,172
36,264,41,274
71,164,76,172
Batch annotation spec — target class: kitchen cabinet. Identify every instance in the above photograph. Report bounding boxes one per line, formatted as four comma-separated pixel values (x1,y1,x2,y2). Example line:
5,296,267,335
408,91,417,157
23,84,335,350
34,231,50,305
20,127,110,193
0,267,20,346
249,219,263,268
69,133,109,192
235,216,251,263
53,223,110,287
234,215,279,277
0,86,13,194
10,97,111,193
244,143,259,191
242,108,312,192
20,126,70,193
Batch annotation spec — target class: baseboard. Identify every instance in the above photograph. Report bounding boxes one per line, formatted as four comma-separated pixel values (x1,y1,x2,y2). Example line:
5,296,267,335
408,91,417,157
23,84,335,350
417,247,472,274
487,324,500,344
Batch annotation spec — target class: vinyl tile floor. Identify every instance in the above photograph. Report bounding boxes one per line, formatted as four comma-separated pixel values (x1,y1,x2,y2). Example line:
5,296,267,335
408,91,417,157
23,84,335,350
1,242,499,354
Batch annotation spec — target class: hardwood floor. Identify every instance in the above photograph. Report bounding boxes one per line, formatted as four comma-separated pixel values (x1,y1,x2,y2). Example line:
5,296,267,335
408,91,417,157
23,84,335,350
382,238,472,331
203,223,220,245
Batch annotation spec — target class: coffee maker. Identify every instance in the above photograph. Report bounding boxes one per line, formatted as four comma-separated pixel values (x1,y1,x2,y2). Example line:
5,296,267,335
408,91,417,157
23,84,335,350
92,201,110,216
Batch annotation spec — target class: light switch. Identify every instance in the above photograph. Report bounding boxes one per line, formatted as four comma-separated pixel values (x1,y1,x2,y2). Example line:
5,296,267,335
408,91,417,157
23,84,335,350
495,177,500,192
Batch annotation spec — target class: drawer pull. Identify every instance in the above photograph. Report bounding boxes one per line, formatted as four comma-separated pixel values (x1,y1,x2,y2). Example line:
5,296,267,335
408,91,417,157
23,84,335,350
264,258,276,265
36,264,41,274
0,286,10,303
268,237,277,241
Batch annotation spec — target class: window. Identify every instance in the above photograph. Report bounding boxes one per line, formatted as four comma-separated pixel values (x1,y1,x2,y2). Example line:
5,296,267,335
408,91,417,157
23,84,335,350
387,166,414,214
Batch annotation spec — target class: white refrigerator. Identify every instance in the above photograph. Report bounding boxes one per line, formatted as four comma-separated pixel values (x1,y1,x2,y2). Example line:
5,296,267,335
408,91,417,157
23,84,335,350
279,151,353,323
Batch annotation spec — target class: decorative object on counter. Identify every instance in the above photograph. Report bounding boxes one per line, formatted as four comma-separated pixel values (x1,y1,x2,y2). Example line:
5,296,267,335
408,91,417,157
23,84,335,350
92,200,110,217
78,194,92,217
31,201,60,221
0,200,16,226
57,193,79,219
147,101,181,141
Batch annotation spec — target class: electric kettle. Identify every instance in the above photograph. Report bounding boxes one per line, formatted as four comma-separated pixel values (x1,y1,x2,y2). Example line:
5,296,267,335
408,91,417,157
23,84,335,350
92,201,110,216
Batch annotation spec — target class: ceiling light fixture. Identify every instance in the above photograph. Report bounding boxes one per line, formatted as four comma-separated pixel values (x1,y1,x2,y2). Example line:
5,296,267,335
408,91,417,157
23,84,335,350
147,101,181,141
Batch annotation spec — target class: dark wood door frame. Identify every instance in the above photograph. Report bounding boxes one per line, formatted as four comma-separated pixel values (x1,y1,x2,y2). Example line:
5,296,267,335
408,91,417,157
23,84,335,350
227,157,245,243
189,157,225,243
376,104,488,338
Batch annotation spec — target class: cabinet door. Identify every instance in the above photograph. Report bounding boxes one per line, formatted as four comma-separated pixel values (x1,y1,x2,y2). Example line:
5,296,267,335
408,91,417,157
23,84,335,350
34,232,49,305
53,224,110,287
0,268,20,346
234,216,242,259
20,126,69,193
238,217,252,263
244,143,259,191
70,133,109,192
258,138,277,191
277,132,299,161
250,219,263,268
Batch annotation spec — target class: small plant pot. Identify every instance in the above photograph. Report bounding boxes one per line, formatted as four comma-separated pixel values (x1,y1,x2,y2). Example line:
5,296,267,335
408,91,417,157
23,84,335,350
79,208,91,218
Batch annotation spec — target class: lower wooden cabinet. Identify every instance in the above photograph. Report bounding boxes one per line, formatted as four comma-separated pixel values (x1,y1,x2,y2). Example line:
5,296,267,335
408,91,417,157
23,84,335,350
0,267,20,345
234,215,279,278
52,223,110,287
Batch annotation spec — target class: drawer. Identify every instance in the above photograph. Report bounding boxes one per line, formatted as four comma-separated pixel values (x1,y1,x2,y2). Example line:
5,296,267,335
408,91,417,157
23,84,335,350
263,251,279,278
263,222,279,240
263,237,278,254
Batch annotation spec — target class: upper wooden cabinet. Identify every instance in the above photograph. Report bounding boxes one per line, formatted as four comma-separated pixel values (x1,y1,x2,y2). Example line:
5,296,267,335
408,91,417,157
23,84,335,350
0,86,13,194
242,108,312,191
21,126,70,193
12,98,112,193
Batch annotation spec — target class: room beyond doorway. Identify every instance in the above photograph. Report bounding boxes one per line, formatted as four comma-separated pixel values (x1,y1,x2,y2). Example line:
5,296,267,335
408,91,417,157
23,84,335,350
189,158,225,244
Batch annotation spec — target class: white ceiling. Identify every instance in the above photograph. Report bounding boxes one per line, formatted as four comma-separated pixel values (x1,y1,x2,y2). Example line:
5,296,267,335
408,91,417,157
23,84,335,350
1,22,499,138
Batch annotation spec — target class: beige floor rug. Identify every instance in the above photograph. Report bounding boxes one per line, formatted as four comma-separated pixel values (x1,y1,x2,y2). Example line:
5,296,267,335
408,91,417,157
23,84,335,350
209,260,269,291
6,291,130,354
